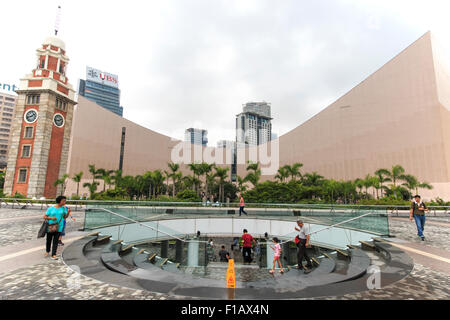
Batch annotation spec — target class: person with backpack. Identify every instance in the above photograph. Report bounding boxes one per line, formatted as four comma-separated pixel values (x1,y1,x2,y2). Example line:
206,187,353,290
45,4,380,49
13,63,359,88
43,196,70,260
410,195,429,241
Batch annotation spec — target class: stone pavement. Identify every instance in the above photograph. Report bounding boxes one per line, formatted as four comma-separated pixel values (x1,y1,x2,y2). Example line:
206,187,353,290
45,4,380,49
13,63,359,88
0,208,449,300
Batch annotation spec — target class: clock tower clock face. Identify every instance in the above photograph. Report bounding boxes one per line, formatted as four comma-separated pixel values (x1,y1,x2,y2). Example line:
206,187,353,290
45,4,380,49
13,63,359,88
24,109,38,123
53,113,65,128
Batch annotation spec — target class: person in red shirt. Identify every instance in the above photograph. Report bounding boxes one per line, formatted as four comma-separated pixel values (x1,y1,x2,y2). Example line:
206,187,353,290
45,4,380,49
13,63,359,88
239,195,248,216
241,229,256,264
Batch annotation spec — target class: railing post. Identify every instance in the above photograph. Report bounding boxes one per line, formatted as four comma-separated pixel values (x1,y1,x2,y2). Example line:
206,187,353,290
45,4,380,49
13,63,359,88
161,240,169,258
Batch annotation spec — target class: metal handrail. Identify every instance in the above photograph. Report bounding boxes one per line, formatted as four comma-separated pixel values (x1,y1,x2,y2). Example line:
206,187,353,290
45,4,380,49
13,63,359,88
278,210,385,245
96,208,208,243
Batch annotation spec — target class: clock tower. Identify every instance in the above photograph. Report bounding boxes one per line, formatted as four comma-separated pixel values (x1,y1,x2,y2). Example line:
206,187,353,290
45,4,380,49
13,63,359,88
3,35,76,198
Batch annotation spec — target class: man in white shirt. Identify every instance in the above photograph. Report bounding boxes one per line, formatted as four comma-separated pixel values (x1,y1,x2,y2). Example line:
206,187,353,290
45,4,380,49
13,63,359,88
294,220,312,272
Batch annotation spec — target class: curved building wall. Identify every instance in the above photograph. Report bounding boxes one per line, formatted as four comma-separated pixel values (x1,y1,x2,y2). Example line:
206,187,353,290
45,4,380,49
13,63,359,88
275,32,450,199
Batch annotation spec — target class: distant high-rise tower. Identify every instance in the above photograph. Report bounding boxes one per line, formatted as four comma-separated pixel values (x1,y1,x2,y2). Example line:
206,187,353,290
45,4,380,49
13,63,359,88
236,102,272,146
185,128,208,146
78,66,123,116
0,93,17,169
3,35,77,198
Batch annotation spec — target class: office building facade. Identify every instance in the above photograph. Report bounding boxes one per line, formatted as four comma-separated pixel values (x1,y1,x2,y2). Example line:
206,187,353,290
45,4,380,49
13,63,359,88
236,102,272,146
185,128,208,146
78,66,123,116
0,93,17,169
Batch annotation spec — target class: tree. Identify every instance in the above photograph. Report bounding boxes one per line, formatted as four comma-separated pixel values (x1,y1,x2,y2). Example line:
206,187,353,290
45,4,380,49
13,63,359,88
236,175,248,193
97,169,114,192
83,181,99,199
53,174,69,196
286,163,303,181
72,172,83,197
168,162,180,196
188,163,203,193
88,164,99,184
302,172,324,187
383,165,408,198
375,169,390,198
275,166,289,182
245,161,261,187
214,166,229,203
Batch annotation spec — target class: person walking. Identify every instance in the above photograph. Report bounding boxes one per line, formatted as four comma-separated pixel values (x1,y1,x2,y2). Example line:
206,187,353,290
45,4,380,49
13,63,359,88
241,229,256,264
269,237,284,274
410,195,429,241
43,196,70,260
239,195,248,216
294,220,312,273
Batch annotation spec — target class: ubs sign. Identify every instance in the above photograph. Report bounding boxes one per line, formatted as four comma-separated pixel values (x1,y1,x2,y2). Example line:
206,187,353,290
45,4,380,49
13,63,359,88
86,66,119,88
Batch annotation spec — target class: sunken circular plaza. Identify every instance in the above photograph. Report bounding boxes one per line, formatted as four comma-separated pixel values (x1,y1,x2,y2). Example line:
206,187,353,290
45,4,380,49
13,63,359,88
62,205,414,299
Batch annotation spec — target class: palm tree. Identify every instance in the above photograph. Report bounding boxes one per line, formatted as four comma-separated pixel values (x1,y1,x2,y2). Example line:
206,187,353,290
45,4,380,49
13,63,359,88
303,172,324,187
168,162,180,196
151,170,164,198
163,170,170,196
245,161,261,187
214,166,229,203
188,163,203,193
72,172,83,197
83,181,99,199
53,174,69,196
236,175,248,193
375,169,390,198
97,169,114,192
275,166,289,182
285,163,303,181
417,181,433,195
88,164,98,184
383,165,408,198
199,162,215,196
112,170,123,189
354,178,364,197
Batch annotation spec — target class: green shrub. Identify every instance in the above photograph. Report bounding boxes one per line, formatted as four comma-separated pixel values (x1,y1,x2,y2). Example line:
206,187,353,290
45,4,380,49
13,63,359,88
176,189,201,202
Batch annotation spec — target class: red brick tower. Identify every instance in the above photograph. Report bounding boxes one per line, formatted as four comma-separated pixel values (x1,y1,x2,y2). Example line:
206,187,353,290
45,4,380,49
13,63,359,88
3,36,76,198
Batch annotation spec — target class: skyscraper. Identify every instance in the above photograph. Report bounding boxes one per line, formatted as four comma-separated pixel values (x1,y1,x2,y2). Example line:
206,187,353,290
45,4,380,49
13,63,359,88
78,66,123,116
236,102,272,146
0,92,17,169
185,128,208,146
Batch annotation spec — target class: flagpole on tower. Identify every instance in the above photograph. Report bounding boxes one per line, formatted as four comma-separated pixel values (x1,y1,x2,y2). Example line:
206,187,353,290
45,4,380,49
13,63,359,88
55,5,61,36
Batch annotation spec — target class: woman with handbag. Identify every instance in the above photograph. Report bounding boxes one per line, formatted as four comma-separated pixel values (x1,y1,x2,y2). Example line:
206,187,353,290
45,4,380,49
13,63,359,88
43,196,69,260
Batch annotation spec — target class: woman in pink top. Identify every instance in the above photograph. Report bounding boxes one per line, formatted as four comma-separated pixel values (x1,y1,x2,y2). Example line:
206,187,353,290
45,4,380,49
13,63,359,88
239,195,247,216
269,237,284,274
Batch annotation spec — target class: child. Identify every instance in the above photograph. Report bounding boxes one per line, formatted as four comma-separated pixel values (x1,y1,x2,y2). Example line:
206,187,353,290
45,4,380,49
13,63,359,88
269,237,284,274
58,206,76,246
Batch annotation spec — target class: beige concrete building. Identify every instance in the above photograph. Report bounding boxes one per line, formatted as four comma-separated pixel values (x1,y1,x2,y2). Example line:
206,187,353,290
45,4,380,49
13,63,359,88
26,31,450,200
0,93,17,169
274,31,450,200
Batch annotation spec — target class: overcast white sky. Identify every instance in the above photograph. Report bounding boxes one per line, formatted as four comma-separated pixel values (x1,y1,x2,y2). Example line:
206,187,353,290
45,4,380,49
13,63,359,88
1,0,450,145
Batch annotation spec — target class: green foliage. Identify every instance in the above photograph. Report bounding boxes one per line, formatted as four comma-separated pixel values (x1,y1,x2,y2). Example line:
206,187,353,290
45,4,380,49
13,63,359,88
176,189,201,202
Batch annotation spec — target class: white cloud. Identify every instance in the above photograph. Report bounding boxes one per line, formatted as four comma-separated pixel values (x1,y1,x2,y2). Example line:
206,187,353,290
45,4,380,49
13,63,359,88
1,0,450,146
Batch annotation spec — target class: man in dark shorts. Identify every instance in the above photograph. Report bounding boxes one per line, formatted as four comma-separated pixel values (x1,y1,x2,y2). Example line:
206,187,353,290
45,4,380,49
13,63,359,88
241,229,256,264
218,245,230,262
295,220,313,273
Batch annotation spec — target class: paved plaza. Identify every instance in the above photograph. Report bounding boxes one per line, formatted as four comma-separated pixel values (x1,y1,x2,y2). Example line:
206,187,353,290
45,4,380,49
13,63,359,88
0,208,449,300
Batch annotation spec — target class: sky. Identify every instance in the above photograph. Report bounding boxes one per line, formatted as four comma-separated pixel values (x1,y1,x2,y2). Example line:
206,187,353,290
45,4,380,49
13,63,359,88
1,0,450,146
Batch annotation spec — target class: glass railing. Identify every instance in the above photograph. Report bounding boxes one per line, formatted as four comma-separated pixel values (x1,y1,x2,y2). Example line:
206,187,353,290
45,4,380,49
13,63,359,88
84,203,390,236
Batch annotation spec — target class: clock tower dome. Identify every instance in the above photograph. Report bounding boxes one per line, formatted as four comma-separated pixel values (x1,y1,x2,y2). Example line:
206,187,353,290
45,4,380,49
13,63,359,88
3,35,77,198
